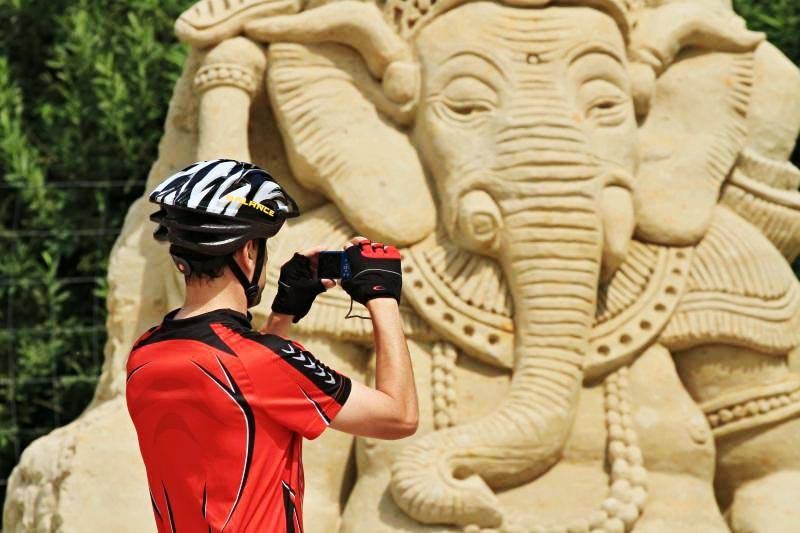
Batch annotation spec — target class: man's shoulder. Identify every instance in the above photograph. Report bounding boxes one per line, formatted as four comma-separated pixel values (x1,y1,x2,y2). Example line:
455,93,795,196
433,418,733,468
226,327,304,356
130,324,163,352
238,332,349,400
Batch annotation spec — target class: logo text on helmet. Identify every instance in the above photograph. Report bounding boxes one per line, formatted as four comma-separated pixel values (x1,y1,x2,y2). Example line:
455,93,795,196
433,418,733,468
224,194,276,217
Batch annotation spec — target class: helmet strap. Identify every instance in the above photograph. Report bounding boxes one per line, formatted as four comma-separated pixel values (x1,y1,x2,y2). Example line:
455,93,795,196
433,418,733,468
227,239,267,308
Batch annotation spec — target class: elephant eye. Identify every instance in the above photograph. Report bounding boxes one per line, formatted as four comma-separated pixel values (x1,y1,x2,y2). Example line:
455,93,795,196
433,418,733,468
579,80,630,127
445,100,493,117
435,76,498,124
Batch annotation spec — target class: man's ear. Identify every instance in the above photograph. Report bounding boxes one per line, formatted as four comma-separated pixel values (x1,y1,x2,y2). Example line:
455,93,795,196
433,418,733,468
231,241,256,275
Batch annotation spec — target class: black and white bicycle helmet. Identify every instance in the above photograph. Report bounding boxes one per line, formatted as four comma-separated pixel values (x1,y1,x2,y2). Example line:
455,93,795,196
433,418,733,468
149,159,299,306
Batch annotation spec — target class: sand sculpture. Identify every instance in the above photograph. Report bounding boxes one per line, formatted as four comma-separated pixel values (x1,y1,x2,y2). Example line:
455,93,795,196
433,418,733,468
5,0,800,531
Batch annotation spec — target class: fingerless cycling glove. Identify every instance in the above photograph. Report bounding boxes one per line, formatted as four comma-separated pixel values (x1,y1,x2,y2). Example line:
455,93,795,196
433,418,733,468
341,241,402,305
271,253,326,323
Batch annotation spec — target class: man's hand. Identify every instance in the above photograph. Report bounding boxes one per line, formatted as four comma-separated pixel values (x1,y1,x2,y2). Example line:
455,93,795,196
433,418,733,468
341,237,402,305
269,246,336,326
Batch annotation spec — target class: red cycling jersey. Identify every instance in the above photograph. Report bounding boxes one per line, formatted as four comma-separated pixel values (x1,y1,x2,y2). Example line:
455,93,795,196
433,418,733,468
125,308,351,532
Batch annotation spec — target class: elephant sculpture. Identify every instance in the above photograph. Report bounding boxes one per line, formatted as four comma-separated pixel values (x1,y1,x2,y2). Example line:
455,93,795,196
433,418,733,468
5,0,800,532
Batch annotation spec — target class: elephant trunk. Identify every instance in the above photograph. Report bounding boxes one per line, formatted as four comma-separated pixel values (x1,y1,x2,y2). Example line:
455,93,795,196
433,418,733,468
390,193,602,528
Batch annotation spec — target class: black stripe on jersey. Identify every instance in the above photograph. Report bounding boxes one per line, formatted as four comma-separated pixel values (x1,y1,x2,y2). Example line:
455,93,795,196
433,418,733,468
299,386,330,425
201,482,207,518
192,357,255,530
150,487,163,522
127,361,151,382
281,481,301,533
163,481,177,533
256,334,352,405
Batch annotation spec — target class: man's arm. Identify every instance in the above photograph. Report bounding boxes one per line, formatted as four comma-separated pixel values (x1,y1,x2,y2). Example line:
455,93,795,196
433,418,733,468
331,298,418,439
329,239,418,440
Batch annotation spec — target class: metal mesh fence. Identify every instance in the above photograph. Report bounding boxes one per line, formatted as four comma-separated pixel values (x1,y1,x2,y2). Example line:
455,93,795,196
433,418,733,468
0,180,144,506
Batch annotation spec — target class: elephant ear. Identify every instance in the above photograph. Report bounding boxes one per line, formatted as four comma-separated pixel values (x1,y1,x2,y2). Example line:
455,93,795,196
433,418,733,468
267,41,436,245
629,3,764,246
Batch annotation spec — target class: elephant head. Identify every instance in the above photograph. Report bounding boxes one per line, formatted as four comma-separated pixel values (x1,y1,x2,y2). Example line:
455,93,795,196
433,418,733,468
176,0,763,527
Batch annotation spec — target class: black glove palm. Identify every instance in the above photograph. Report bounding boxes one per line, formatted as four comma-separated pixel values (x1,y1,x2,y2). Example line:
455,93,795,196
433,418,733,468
271,253,326,323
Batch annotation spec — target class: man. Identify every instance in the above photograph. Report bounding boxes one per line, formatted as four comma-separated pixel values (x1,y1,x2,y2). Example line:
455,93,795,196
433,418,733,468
125,159,418,532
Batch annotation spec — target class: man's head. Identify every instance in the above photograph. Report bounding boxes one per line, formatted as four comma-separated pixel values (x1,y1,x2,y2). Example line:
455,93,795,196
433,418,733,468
148,159,299,307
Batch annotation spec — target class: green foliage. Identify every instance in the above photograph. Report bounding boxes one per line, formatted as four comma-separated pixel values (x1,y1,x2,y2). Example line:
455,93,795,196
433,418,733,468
0,0,191,497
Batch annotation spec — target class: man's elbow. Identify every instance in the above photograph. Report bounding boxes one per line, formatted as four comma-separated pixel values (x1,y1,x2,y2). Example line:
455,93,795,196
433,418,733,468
384,412,418,440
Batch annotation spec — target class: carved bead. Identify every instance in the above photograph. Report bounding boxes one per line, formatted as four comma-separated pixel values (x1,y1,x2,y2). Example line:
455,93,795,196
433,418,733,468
587,510,609,528
618,503,639,528
626,446,644,466
434,412,450,429
719,409,734,423
707,414,720,427
745,401,759,416
630,486,648,510
732,405,746,418
608,424,625,441
603,517,626,533
630,466,647,487
611,459,630,480
758,399,772,413
606,411,622,427
605,394,620,410
611,479,632,501
608,441,626,459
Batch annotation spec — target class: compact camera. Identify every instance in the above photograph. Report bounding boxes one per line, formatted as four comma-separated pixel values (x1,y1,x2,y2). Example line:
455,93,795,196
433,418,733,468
317,251,352,280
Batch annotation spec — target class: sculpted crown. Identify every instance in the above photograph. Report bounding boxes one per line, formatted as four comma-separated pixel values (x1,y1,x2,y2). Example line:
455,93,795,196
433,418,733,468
378,0,631,37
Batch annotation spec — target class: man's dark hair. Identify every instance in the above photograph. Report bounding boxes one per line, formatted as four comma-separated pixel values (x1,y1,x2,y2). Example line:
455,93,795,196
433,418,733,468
170,245,230,281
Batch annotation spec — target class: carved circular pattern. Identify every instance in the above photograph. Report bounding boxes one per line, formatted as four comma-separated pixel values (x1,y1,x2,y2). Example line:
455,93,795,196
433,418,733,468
402,258,514,369
585,247,692,380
